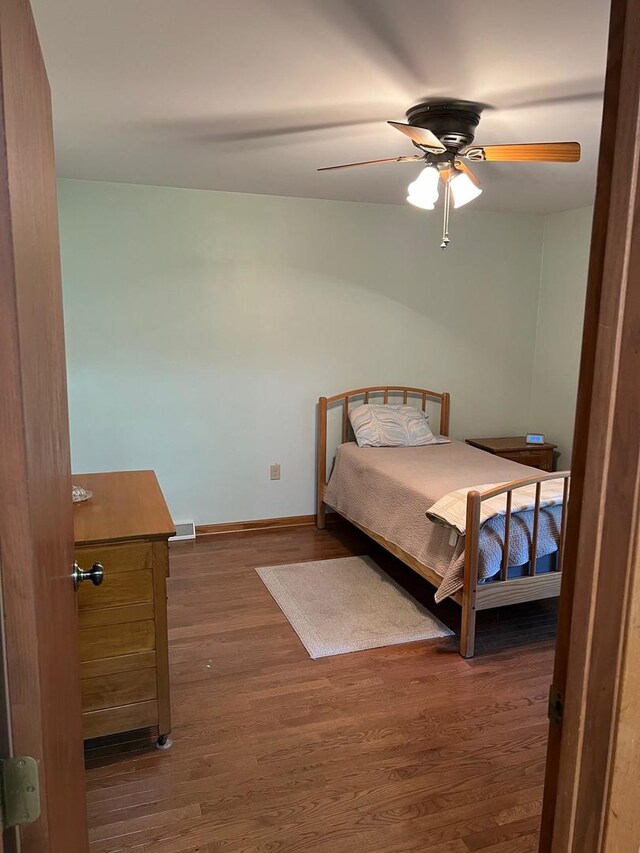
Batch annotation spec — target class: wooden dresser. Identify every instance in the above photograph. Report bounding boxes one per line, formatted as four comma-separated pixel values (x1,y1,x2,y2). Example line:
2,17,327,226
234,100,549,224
466,436,557,472
73,470,175,745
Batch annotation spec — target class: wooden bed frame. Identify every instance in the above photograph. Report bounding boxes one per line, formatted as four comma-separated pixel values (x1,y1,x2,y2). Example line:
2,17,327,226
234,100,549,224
316,385,571,658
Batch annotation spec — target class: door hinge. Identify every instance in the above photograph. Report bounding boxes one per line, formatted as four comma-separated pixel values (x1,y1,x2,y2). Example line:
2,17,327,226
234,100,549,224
548,684,564,726
0,756,41,831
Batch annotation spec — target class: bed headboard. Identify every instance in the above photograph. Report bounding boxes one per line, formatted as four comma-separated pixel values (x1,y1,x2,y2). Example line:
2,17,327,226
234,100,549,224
316,385,450,528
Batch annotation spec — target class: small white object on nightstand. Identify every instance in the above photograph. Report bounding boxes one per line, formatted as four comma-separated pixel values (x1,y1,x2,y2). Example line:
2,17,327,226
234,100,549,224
526,433,545,445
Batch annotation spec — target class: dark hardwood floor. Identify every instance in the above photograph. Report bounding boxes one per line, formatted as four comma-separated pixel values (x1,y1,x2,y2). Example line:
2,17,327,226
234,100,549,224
85,522,558,853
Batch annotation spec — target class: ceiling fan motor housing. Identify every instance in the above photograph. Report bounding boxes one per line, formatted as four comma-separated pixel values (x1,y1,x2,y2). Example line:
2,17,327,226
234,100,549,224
406,100,482,152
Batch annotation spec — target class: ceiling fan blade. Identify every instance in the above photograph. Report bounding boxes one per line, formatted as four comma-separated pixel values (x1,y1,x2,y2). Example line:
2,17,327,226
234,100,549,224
318,154,423,172
463,142,581,162
439,166,454,184
387,121,446,152
454,160,481,186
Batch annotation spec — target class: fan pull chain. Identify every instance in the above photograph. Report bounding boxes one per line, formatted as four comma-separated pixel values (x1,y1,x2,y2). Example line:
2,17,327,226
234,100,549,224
440,180,451,249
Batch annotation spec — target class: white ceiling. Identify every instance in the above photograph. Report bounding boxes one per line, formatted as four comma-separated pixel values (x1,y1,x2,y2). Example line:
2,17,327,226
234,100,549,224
32,0,609,213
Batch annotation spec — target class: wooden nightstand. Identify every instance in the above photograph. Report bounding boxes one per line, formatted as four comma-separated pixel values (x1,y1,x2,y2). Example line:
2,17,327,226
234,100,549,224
466,436,557,472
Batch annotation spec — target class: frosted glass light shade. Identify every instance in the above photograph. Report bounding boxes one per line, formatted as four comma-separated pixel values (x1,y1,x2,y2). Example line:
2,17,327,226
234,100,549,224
450,170,482,208
407,166,439,209
406,193,435,210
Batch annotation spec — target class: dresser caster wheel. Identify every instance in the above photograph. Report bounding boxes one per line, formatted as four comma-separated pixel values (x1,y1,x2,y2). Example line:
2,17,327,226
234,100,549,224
156,735,172,750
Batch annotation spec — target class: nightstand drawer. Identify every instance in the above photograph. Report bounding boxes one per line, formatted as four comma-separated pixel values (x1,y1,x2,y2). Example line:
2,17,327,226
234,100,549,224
501,449,554,471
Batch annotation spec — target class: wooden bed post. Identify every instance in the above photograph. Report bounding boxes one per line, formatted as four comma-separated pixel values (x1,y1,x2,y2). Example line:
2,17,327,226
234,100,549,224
440,392,451,437
460,490,481,658
316,396,327,529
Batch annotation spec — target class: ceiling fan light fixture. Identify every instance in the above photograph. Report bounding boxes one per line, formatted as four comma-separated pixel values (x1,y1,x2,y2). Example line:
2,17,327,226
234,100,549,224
406,194,435,210
449,170,483,208
407,165,439,210
317,100,580,247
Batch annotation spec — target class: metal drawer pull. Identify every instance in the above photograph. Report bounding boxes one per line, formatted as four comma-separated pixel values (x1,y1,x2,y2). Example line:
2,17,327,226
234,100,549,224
72,561,104,591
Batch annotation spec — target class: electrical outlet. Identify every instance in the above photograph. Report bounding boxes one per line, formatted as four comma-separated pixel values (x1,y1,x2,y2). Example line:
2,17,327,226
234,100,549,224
270,463,281,481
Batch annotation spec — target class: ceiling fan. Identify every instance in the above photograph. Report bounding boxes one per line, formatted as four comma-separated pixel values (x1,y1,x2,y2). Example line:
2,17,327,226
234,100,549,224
318,100,581,248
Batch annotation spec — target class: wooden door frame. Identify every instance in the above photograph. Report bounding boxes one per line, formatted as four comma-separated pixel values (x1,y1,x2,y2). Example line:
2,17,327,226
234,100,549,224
0,0,89,849
540,0,640,849
0,560,10,853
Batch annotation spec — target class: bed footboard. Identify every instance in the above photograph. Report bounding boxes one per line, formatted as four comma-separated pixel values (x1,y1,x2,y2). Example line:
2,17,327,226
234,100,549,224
460,470,571,658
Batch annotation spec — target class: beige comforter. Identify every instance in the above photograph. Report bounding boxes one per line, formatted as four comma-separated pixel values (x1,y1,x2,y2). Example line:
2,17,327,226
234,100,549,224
324,440,563,601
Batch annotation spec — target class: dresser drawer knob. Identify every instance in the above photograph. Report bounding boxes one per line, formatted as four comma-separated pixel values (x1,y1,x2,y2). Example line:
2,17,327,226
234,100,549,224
72,561,104,591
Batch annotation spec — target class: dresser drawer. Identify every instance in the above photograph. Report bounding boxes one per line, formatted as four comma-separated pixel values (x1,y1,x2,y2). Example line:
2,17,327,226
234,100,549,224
81,650,156,680
79,602,154,630
76,541,152,574
77,567,153,611
81,667,157,712
79,620,155,662
82,700,158,740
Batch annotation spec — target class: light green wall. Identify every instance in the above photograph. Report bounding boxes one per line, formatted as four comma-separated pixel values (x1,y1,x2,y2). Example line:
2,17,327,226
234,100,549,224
529,206,593,466
58,178,545,524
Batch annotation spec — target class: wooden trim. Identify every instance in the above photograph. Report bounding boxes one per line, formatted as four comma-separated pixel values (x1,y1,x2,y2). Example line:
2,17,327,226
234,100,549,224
196,514,318,538
602,511,640,851
538,0,640,848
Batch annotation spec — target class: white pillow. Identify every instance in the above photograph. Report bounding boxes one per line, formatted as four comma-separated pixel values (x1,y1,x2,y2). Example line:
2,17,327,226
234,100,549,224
348,403,449,448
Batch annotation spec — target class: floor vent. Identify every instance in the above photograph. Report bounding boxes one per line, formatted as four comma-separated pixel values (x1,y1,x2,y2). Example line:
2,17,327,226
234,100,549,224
170,520,196,542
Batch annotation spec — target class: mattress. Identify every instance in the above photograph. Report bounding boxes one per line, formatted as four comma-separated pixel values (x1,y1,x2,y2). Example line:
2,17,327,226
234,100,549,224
323,439,563,601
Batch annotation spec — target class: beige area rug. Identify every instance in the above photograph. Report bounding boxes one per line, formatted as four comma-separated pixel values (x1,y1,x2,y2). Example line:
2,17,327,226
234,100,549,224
256,555,453,659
